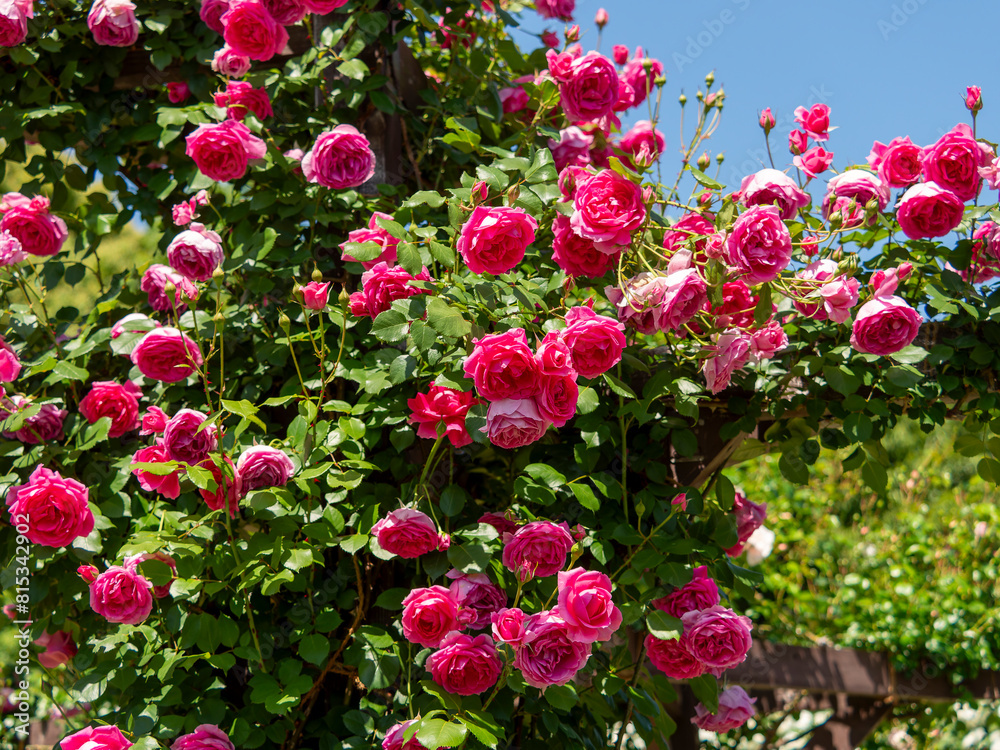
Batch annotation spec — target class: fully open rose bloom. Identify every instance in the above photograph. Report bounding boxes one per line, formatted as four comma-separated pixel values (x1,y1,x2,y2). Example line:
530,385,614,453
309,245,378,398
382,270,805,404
535,0,573,20
426,633,502,696
447,570,506,629
212,45,252,77
59,726,132,750
371,508,448,558
692,686,756,733
131,443,183,499
214,80,273,120
340,211,400,268
793,103,830,141
702,330,752,394
463,328,540,400
457,205,538,275
646,631,705,679
558,305,626,379
407,384,478,448
401,586,460,647
536,373,578,428
87,0,139,47
513,610,592,689
896,181,965,239
867,136,922,188
5,466,94,548
302,125,376,189
738,169,810,220
348,262,431,318
382,720,427,750
0,335,20,381
35,630,78,668
681,605,753,671
502,520,574,581
536,331,576,377
0,0,31,47
185,120,266,182
89,565,154,625
131,327,204,383
920,122,994,201
484,398,549,449
163,409,218,464
200,0,229,33
556,568,622,643
78,380,141,438
750,321,788,360
551,213,618,278
654,250,708,332
167,224,225,281
571,169,647,254
171,725,236,750
0,193,68,256
198,456,242,516
819,277,861,323
725,205,792,284
606,272,666,334
851,266,921,355
653,566,720,618
222,0,288,61
236,445,294,492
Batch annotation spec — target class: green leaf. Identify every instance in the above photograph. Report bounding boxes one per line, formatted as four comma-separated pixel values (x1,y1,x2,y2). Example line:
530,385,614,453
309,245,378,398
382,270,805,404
416,719,468,750
543,683,578,711
52,360,89,381
298,634,330,666
397,242,423,276
222,399,266,429
689,673,719,713
646,610,683,641
403,191,446,209
341,240,384,262
338,58,369,80
525,463,567,489
371,310,410,342
525,148,557,184
340,534,369,554
753,283,773,327
890,345,928,364
688,167,723,190
440,485,467,517
425,297,471,338
602,373,637,399
715,475,735,511
570,483,600,511
823,364,860,396
778,452,809,484
978,457,1000,484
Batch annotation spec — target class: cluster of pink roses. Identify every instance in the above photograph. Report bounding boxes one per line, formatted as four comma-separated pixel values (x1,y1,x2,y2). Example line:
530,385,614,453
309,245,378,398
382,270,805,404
78,552,178,625
0,192,68,257
57,722,235,750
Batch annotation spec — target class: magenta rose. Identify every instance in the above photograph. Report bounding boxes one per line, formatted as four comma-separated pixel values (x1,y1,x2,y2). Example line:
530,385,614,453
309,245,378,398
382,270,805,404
1,397,67,444
692,686,756,733
35,630,78,669
78,380,141,438
501,519,574,582
222,0,288,61
702,330,752,394
535,331,576,377
0,335,20,382
167,224,225,281
0,0,29,47
662,212,715,258
681,605,753,671
349,261,431,319
447,570,506,630
622,47,663,106
556,568,622,643
140,405,169,435
126,551,177,599
371,508,448,559
382,720,426,750
491,607,535,647
401,586,460,647
551,212,618,278
59,726,132,750
652,566,720,618
738,169,810,220
87,0,139,47
654,258,708,332
548,127,594,172
131,327,204,383
260,0,307,24
457,205,538,276
645,632,705,680
214,80,273,120
792,146,833,179
463,328,541,400
571,169,647,253
4,465,94,548
131,443,183,499
850,275,921,356
484,398,550,449
896,181,964,239
340,211,401,268
198,456,242,517
185,120,266,182
536,373,578,428
513,610,591,688
793,102,830,141
141,264,199,312
89,565,154,625
171,724,236,750
725,205,792,284
559,51,619,124
920,122,994,201
535,0,574,20
212,45,252,77
559,305,626,379
300,281,330,310
819,277,860,324
236,445,294,492
867,136,922,188
163,409,218,465
200,0,229,33
749,321,788,361
426,632,502,696
302,124,376,189
407,384,478,448
618,120,664,169
707,281,756,330
0,193,69,257
822,169,889,226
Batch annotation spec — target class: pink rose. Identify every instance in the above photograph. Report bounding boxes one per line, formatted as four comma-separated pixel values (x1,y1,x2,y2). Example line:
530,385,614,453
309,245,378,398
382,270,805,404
541,30,559,48
200,0,229,33
211,45,252,77
551,213,619,278
979,156,1000,191
726,490,767,556
501,520,574,581
548,127,594,172
371,508,448,559
513,610,591,688
546,47,580,83
725,205,792,284
692,686,756,733
867,136,922,188
484,398,549,449
920,123,994,201
612,44,628,65
463,328,541,400
618,120,664,170
823,169,889,226
171,724,236,750
749,321,787,361
457,205,538,275
0,0,29,47
556,568,622,643
702,330,752,394
236,445,294,492
793,103,830,141
896,181,964,239
622,47,663,107
213,79,273,120
536,373,578,428
59,726,133,750
185,120,266,182
35,630,77,669
260,0,307,24
140,405,168,435
407,384,478,448
654,253,708,332
707,281,757,330
559,305,626,379
382,720,426,750
78,380,141,438
850,269,921,356
645,632,705,679
535,331,576,377
0,193,68,257
819,277,860,323
131,327,204,383
302,124,376,189
652,566,720,618
1,397,67,444
140,264,199,312
681,605,753,671
447,570,506,629
738,169,810,221
491,607,534,647
0,335,20,381
792,258,838,319
89,565,154,625
222,0,289,61
557,164,592,199
499,84,530,115
163,409,218,465
479,511,520,537
0,229,26,266
787,129,808,155
167,224,225,282
348,261,431,318
300,280,330,310
87,0,139,47
559,52,619,124
401,586,460,647
793,146,834,179
166,82,190,104
4,466,93,548
340,211,401,269
662,212,715,258
426,632,502,696
198,456,242,517
131,442,183,499
126,551,177,599
535,0,574,21
301,0,349,10
571,169,646,254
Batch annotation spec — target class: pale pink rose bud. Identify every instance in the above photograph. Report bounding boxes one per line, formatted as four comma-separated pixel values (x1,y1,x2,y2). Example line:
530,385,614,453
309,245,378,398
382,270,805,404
594,7,608,27
484,398,550,450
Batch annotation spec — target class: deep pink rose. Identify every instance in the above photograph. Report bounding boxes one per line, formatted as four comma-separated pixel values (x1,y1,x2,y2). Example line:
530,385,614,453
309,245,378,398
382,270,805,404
501,520,574,582
652,566,720,618
793,258,838,319
556,568,622,643
513,610,591,688
559,51,619,124
484,398,549,449
185,120,266,182
59,726,133,750
447,570,506,630
546,47,580,83
260,0,307,24
168,224,224,282
301,0,349,10
551,212,618,278
458,205,538,275
0,193,69,257
222,0,288,61
198,456,242,517
749,321,788,361
793,146,833,179
662,213,715,258
0,335,20,381
896,181,964,240
681,605,753,671
35,630,78,669
213,80,273,120
0,0,29,47
787,129,808,155
0,229,25,266
87,0,139,47
382,720,426,750
170,190,209,227
166,82,190,104
212,45,252,76
548,127,594,172
140,405,168,435
558,164,592,199
131,327,203,383
571,169,646,254
236,445,294,492
426,632,502,696
920,123,994,201
702,330,752,394
340,211,401,269
479,511,520,537
491,607,534,647
818,277,860,324
541,30,559,48
559,305,626,379
163,409,218,465
725,205,792,284
535,0,573,20
646,632,705,679
692,686,756,732
300,281,330,310
536,330,576,377
823,169,889,227
171,724,236,750
407,384,478,448
371,508,448,559
867,136,922,188
4,465,93,548
706,281,757,330
654,255,708,333
78,381,141,438
622,47,663,107
850,270,921,356
463,328,541,400
401,586,460,647
302,124,376,189
793,103,830,141
618,120,664,170
612,44,628,65
141,264,199,312
500,84,531,115
1,397,67,444
131,443,183,499
348,261,431,318
536,373,578,428
738,169,810,220
200,0,229,33
89,565,154,625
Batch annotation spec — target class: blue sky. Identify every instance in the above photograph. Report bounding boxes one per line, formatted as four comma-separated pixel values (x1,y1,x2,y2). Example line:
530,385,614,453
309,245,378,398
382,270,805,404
516,0,999,193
